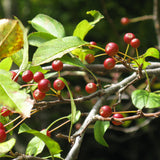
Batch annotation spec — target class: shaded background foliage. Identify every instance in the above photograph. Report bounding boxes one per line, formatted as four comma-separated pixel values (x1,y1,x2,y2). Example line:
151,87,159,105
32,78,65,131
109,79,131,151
0,0,160,160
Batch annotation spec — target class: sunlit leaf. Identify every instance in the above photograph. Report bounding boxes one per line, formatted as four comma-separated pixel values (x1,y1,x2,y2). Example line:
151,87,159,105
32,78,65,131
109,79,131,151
94,121,110,147
19,123,61,157
143,47,159,59
0,70,34,118
29,14,65,38
0,138,16,156
32,36,87,66
0,19,23,59
131,89,160,109
0,57,12,71
28,32,56,47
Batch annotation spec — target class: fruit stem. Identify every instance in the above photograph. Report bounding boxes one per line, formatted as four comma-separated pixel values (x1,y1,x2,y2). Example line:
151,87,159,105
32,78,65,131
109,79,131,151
86,44,106,52
124,44,130,59
50,87,57,94
136,48,139,58
20,83,37,88
129,15,154,23
4,115,21,128
94,53,106,58
112,110,138,114
46,116,68,131
49,120,70,134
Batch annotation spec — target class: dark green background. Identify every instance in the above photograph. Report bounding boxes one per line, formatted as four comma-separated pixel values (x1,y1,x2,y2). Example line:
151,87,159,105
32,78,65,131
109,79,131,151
0,0,160,160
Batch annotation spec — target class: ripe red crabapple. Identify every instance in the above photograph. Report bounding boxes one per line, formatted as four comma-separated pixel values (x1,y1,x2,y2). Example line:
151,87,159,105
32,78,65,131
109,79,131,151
112,113,124,125
85,54,95,64
33,72,44,83
123,33,135,44
52,60,63,71
0,129,6,143
0,122,5,130
10,71,18,82
53,79,65,90
33,89,46,101
38,79,51,93
103,58,116,70
88,41,97,49
85,82,97,94
1,106,11,117
105,42,119,57
99,105,112,118
130,38,140,48
22,70,33,82
121,17,130,25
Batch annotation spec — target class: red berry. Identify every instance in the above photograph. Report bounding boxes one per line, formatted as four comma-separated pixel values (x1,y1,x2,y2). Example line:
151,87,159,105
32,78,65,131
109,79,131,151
85,82,97,94
0,122,5,130
38,79,51,93
123,33,135,44
22,70,33,82
33,72,44,83
10,71,18,82
33,89,46,101
105,42,119,57
46,130,51,137
0,129,6,143
52,60,63,71
121,17,130,25
103,58,116,70
53,79,65,90
99,105,112,118
112,113,124,125
89,41,97,49
1,106,11,117
85,54,95,64
130,38,140,48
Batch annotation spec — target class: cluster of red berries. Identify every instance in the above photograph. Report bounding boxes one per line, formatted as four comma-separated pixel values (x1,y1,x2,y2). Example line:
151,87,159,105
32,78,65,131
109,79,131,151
99,105,124,125
1,106,12,117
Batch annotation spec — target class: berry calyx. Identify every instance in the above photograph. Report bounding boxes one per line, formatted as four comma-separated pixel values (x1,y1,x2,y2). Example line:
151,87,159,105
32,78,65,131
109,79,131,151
85,54,95,64
1,106,11,117
0,129,6,143
22,70,33,82
33,72,45,83
38,79,51,93
112,113,124,125
33,89,46,101
130,38,140,48
85,82,97,94
52,60,63,71
103,58,116,70
121,17,130,25
123,33,135,44
88,41,97,49
53,79,65,90
46,130,51,137
10,71,18,82
105,42,119,57
99,105,112,118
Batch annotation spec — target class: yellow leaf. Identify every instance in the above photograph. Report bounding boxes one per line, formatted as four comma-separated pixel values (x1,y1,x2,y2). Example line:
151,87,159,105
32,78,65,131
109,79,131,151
0,19,24,59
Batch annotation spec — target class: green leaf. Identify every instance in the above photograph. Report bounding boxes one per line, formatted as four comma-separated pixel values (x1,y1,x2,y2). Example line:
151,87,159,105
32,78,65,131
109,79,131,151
29,14,65,38
11,49,23,67
32,36,87,66
71,48,95,61
86,10,104,26
67,110,81,124
132,58,151,69
0,70,34,118
60,54,86,68
73,20,93,40
0,57,12,71
0,138,16,156
131,89,160,109
26,129,47,156
94,121,110,147
73,10,104,40
28,32,56,47
143,47,160,59
19,123,61,157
